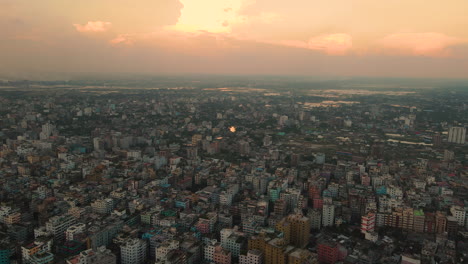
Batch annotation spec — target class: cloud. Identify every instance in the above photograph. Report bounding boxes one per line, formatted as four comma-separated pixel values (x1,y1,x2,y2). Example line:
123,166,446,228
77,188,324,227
307,33,353,55
110,34,135,46
272,34,353,55
377,32,466,57
74,21,112,33
167,0,258,33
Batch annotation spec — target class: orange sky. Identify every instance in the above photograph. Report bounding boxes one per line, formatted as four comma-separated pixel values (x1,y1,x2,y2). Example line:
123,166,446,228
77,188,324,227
1,0,468,78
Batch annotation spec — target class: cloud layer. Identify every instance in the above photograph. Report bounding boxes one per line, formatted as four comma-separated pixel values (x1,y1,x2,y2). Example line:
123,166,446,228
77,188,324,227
74,21,112,33
378,32,465,57
1,0,468,78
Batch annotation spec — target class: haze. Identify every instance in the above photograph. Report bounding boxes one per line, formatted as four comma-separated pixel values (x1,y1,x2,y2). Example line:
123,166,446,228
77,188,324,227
1,0,468,79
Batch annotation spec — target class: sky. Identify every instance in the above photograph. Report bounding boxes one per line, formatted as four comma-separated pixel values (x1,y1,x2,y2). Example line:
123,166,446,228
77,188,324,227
1,0,468,79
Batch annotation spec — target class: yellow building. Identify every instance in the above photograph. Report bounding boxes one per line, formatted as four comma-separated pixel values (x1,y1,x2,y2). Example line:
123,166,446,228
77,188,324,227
287,214,311,248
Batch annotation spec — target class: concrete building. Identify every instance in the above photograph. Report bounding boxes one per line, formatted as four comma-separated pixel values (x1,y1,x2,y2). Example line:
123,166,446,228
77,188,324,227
322,204,335,227
447,126,466,144
239,249,263,264
45,214,76,243
213,246,231,264
317,240,339,264
361,212,376,233
155,240,179,262
120,239,147,264
66,246,116,264
66,223,86,241
286,214,311,248
91,199,114,214
450,206,466,227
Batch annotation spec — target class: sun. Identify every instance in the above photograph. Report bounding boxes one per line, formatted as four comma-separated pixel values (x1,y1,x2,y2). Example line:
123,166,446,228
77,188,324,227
168,0,248,33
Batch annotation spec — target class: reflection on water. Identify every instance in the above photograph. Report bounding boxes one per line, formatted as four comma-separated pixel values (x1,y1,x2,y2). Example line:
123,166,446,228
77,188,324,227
301,101,360,108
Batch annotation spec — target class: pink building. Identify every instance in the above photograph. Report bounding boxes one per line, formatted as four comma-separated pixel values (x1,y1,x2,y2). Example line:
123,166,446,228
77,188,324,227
195,219,211,234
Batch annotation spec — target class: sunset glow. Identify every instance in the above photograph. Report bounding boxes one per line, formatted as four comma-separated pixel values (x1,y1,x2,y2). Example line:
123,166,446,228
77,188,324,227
1,0,468,78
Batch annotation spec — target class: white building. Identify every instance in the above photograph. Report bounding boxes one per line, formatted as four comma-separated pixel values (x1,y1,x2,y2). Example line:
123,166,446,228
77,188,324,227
66,223,86,241
46,214,76,242
91,199,114,214
450,206,466,227
120,238,147,264
448,127,466,144
322,204,335,227
204,240,219,262
155,240,179,262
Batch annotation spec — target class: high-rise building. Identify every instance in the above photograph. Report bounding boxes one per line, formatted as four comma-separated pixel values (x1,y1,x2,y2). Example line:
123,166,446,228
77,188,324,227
361,212,376,233
309,209,322,230
286,214,311,248
275,219,291,245
402,208,414,230
435,211,447,234
317,239,339,264
413,210,425,233
450,206,466,227
447,127,466,144
432,133,442,147
264,238,288,264
204,241,220,262
322,204,335,227
120,239,147,264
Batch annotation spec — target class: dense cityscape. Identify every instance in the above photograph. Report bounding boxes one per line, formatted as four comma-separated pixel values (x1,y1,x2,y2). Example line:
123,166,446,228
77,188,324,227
0,78,467,264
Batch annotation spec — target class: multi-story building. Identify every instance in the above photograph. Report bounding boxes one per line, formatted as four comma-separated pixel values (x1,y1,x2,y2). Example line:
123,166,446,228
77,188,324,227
402,208,414,230
155,240,179,262
29,252,54,264
317,240,339,264
413,210,425,233
120,238,147,264
204,240,220,262
220,228,244,257
275,218,292,244
66,223,86,241
450,206,466,226
66,246,116,264
322,204,335,227
286,214,311,248
45,214,76,243
435,211,447,234
447,126,466,144
264,238,289,264
21,238,53,264
91,199,114,214
239,249,263,264
0,245,10,264
361,212,376,233
309,209,322,230
288,248,315,264
213,246,231,264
